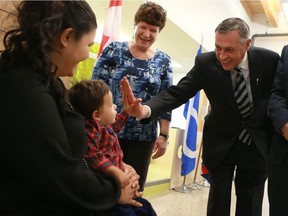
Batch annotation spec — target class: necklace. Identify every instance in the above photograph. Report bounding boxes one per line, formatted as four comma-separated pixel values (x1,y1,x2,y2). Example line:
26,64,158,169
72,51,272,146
66,100,74,111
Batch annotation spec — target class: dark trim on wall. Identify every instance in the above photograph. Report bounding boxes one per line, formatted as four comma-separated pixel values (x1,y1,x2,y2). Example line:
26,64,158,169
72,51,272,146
251,33,288,46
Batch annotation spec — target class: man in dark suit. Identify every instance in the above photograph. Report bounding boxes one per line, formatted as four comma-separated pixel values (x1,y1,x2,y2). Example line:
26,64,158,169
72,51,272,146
122,17,279,216
267,45,288,216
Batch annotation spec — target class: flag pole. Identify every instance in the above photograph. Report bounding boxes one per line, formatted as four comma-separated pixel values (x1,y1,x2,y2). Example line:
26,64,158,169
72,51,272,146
174,175,192,193
174,139,203,192
190,138,203,190
189,38,204,190
191,95,210,189
175,38,204,193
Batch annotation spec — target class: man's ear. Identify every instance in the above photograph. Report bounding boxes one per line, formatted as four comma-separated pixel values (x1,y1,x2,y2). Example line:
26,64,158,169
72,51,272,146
60,28,74,48
245,38,252,49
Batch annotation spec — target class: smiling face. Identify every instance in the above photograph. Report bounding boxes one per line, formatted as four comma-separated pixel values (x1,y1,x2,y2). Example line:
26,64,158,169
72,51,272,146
215,29,251,71
134,21,159,51
51,28,96,77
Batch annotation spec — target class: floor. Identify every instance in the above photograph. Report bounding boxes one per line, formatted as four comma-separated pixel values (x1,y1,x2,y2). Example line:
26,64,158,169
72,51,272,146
143,128,269,216
146,179,269,216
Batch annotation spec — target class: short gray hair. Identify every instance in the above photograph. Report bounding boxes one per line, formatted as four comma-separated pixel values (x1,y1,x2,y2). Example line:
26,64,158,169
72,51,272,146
215,17,250,44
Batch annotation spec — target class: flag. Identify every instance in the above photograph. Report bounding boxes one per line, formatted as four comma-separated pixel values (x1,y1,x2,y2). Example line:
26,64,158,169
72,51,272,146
180,43,202,176
201,98,210,183
201,163,210,183
181,92,200,176
197,44,202,56
97,0,122,58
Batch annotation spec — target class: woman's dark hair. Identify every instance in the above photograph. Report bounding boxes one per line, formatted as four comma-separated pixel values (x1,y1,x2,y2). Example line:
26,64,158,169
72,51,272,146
69,80,110,120
134,1,166,31
0,0,97,111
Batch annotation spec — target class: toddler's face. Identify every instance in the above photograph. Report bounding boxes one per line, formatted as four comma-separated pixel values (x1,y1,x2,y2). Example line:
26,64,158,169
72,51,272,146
99,91,117,126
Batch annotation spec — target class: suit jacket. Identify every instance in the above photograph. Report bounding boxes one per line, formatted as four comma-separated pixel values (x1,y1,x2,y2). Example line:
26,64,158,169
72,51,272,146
145,47,279,169
268,45,288,164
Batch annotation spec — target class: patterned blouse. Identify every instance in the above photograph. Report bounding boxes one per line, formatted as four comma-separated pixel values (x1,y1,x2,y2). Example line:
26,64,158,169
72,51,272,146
92,41,173,141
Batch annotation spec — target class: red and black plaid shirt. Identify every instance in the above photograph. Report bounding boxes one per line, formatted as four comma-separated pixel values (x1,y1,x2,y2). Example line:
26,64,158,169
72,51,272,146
84,111,128,173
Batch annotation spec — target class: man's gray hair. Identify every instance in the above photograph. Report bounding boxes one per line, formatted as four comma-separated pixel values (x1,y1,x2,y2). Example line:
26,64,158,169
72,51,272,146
215,17,250,44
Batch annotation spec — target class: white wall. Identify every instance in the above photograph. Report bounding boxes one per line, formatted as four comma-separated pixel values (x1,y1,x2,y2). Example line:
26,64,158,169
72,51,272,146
154,0,288,54
170,72,189,129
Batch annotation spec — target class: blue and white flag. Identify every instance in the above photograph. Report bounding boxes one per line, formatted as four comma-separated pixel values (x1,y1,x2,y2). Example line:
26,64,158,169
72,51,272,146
180,43,202,176
181,92,200,176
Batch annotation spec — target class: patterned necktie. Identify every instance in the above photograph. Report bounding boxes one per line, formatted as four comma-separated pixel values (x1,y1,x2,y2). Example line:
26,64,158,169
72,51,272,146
234,67,252,145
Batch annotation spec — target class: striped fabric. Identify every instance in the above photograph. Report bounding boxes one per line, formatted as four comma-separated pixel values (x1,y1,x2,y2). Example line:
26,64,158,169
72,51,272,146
234,67,252,145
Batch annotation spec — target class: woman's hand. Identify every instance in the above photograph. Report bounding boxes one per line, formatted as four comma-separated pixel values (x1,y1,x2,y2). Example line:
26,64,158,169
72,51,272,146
124,164,140,190
281,122,288,141
152,135,168,159
118,183,143,207
104,166,130,188
118,163,142,207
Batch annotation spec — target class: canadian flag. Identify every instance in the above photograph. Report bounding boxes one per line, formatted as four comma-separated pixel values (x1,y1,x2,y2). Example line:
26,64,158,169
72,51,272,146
97,0,122,58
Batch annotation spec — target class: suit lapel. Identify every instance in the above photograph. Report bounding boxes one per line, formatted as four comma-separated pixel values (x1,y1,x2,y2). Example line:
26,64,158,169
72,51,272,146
215,61,238,106
247,48,263,108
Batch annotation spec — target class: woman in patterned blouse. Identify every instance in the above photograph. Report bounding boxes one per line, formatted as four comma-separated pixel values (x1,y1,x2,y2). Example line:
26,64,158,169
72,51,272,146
92,1,173,191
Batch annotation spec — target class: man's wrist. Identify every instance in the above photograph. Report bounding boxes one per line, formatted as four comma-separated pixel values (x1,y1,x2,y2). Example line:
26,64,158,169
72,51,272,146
136,105,151,121
143,105,151,118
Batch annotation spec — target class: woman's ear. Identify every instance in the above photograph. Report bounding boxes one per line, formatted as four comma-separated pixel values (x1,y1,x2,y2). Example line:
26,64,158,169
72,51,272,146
60,28,74,48
92,110,100,121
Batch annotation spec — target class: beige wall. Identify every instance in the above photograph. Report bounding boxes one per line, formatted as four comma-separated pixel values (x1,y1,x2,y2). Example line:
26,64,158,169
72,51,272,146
0,1,20,51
